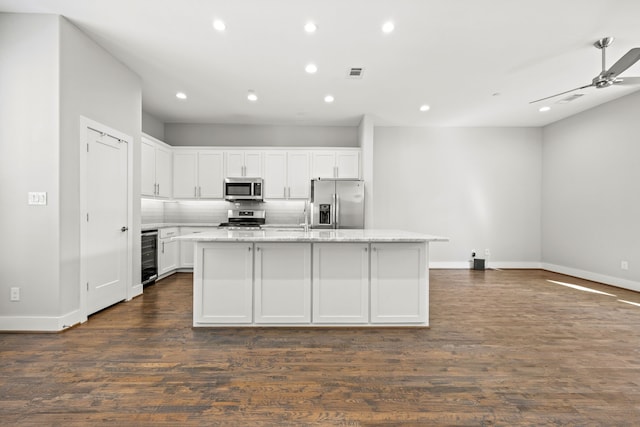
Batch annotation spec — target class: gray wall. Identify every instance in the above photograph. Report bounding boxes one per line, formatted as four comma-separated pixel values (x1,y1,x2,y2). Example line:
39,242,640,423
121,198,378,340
142,111,165,140
373,127,543,267
59,16,142,316
0,13,142,329
164,123,358,147
0,13,61,319
542,91,640,289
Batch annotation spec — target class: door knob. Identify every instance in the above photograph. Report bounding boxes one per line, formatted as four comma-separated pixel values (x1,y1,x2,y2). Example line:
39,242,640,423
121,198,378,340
121,226,128,232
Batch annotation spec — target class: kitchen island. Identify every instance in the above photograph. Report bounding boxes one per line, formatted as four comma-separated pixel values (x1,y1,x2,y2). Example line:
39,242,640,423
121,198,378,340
175,229,448,327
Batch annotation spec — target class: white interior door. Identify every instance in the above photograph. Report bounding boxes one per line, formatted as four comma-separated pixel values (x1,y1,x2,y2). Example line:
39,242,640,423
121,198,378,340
86,128,128,315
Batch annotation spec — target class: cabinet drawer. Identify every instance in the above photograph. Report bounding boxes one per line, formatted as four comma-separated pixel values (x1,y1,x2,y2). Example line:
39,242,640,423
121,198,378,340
159,227,179,238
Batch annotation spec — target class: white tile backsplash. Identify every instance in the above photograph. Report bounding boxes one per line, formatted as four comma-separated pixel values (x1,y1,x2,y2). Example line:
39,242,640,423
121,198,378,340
140,198,165,224
141,198,305,225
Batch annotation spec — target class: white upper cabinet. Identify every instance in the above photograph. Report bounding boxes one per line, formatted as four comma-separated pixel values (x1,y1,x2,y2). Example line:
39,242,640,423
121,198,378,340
141,135,172,198
311,149,360,179
263,150,310,199
173,150,224,199
263,151,287,199
225,150,262,177
287,151,311,198
198,152,224,198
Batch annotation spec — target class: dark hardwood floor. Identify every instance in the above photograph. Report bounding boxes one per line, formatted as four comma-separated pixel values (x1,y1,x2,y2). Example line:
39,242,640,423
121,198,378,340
2,269,640,426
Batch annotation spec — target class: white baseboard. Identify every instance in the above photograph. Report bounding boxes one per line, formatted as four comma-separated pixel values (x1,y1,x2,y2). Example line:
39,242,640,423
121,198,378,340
0,308,82,332
130,283,143,299
542,263,640,293
431,260,640,293
429,261,542,269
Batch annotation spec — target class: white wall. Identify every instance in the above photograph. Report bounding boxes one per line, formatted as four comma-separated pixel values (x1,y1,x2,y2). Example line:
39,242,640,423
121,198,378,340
373,127,543,267
164,123,358,147
542,91,640,290
0,14,61,320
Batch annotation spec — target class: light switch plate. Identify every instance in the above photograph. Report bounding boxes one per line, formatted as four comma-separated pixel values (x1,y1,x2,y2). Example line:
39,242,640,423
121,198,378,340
28,192,47,205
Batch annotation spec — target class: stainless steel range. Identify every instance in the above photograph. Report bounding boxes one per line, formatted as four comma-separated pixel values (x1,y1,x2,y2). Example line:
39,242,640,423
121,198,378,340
218,209,265,230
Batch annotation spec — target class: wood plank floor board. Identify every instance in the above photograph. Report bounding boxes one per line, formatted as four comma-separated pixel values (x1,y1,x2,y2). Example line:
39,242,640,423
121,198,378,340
2,269,640,426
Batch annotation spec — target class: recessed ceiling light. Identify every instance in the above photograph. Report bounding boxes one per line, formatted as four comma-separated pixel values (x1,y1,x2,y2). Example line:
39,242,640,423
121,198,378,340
419,104,430,112
247,90,258,102
176,92,187,100
539,106,551,112
382,21,395,33
212,19,226,32
305,63,318,74
324,95,334,103
304,22,317,33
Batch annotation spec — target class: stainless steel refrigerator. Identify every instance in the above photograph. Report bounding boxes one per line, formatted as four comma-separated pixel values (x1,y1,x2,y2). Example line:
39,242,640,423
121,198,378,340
310,179,364,229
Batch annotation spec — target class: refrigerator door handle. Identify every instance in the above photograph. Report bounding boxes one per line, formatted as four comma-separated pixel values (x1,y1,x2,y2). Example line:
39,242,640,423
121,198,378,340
334,193,339,229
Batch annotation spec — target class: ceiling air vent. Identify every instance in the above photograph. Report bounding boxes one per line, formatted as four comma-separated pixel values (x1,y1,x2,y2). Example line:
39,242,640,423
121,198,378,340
347,67,364,79
556,93,584,104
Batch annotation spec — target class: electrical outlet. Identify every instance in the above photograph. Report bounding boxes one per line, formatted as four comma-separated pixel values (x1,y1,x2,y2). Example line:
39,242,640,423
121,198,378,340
10,287,20,302
621,261,629,271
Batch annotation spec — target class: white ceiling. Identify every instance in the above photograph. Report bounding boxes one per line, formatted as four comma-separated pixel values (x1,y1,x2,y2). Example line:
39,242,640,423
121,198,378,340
2,0,640,127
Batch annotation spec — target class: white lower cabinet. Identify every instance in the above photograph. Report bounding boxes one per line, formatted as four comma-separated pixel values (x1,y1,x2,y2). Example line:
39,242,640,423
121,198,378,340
255,243,311,323
158,227,179,276
312,243,369,323
370,243,427,324
195,242,253,324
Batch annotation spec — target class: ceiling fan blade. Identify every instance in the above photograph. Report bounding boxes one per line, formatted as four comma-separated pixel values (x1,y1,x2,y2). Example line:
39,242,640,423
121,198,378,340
613,76,640,86
529,83,593,104
604,48,640,78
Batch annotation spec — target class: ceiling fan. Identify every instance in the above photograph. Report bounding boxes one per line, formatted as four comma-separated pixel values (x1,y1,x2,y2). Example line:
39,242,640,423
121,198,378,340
530,37,640,104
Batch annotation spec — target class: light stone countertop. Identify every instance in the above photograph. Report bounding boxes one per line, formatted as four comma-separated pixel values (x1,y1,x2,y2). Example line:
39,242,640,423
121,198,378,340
141,223,220,231
173,228,449,243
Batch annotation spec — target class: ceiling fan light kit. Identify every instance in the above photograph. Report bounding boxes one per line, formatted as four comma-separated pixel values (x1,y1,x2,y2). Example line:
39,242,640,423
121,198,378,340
530,36,640,104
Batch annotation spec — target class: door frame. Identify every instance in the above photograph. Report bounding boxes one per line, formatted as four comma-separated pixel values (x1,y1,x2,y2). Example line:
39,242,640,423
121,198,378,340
79,116,134,322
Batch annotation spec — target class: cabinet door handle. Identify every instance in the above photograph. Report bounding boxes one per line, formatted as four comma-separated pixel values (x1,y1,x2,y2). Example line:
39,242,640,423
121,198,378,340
248,246,252,252
194,187,197,198
256,247,260,252
162,241,165,253
198,186,202,197
364,247,368,252
157,183,160,195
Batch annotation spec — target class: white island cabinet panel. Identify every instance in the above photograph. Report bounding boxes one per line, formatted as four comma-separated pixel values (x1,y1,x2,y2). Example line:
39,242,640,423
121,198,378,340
370,243,427,324
195,242,253,324
313,243,369,323
179,227,211,268
254,243,311,323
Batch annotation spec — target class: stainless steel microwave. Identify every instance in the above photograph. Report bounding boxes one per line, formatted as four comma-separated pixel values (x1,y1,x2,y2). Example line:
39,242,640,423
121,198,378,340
224,177,263,201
